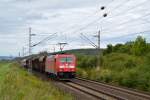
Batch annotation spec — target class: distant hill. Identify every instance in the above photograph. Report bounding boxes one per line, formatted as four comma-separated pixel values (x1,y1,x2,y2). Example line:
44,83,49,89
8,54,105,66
63,49,99,55
0,56,14,60
51,48,104,55
20,48,104,60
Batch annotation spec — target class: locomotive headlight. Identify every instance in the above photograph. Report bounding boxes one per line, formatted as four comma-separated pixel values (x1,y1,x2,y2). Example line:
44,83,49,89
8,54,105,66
69,66,75,68
60,66,65,68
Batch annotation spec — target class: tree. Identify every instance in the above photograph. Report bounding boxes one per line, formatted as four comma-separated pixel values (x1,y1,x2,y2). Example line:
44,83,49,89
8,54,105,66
106,44,113,54
131,36,147,56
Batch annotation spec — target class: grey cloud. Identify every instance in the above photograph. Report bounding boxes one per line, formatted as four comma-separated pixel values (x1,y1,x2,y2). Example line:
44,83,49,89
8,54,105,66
0,0,150,56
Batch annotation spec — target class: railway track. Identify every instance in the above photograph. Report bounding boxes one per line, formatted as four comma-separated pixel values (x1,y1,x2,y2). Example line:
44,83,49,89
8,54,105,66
63,81,118,100
68,77,150,100
28,70,150,100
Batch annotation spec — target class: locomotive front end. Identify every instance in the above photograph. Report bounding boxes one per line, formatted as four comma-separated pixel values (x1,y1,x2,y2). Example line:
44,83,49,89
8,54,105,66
57,54,76,79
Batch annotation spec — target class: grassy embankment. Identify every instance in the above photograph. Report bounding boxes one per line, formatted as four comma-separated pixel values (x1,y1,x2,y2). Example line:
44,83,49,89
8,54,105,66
77,53,150,92
76,36,150,92
0,61,73,100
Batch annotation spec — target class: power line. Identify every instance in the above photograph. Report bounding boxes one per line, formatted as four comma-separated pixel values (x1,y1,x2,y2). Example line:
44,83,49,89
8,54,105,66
67,0,145,35
61,17,99,34
107,0,148,19
0,33,55,38
103,12,150,31
80,35,97,48
101,29,150,42
59,6,101,34
94,0,149,32
107,0,131,16
70,17,102,35
105,0,115,7
32,33,57,47
59,4,108,36
103,21,150,34
80,33,97,48
58,17,103,42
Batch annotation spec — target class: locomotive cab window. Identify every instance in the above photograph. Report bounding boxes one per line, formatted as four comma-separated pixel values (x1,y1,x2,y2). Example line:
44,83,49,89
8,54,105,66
60,57,73,63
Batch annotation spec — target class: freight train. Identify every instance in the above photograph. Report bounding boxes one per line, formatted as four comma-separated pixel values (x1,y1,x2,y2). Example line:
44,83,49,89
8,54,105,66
21,53,76,79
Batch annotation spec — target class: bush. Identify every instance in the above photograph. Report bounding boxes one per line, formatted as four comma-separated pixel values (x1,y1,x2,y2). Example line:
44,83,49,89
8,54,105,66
77,55,97,68
102,53,140,70
124,59,136,68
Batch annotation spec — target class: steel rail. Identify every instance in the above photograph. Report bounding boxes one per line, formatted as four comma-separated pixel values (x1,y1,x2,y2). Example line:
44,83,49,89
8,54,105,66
74,77,150,100
64,82,120,100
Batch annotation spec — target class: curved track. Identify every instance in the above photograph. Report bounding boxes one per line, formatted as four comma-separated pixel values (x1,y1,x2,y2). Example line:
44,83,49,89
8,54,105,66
68,77,150,100
27,69,150,100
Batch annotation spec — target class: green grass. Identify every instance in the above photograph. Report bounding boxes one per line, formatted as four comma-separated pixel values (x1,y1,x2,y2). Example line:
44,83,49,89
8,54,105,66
0,62,73,100
0,61,11,84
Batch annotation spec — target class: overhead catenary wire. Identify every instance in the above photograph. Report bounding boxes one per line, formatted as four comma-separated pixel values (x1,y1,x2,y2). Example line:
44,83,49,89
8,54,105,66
64,0,146,35
68,17,103,35
5,1,150,55
80,33,98,48
104,0,115,8
31,1,131,44
57,17,103,44
32,33,57,47
103,20,150,34
59,1,115,36
105,0,149,22
0,33,56,38
101,29,150,42
93,0,149,32
80,35,96,48
103,12,150,31
59,4,102,34
27,14,103,52
105,0,131,16
60,16,99,35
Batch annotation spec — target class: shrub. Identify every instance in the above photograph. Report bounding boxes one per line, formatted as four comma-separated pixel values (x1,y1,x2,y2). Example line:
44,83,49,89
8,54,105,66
124,59,136,68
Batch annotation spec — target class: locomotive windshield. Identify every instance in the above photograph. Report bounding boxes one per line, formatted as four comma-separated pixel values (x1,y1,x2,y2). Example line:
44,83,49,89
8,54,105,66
60,57,73,63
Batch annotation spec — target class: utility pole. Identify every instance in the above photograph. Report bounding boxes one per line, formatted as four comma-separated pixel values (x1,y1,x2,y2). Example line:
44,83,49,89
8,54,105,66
98,30,100,50
18,52,21,57
95,6,107,70
29,27,32,72
94,30,101,70
98,30,101,70
29,27,32,56
22,47,25,57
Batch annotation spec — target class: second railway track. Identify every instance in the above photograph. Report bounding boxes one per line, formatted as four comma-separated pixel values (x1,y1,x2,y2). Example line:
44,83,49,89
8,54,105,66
68,77,150,100
63,81,119,100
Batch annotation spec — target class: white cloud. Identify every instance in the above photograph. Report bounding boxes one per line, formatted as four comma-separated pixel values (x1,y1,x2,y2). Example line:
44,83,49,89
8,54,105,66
0,0,150,56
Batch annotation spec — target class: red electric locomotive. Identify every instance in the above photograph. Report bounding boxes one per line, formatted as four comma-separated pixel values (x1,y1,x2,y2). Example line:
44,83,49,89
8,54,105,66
45,54,76,79
24,53,76,79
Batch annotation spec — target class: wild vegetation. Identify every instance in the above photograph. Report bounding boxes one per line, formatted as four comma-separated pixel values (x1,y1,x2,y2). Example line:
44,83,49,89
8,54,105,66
77,36,150,92
0,61,73,100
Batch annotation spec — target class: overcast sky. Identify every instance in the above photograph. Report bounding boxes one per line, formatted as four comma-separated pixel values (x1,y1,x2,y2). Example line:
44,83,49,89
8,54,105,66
0,0,150,56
